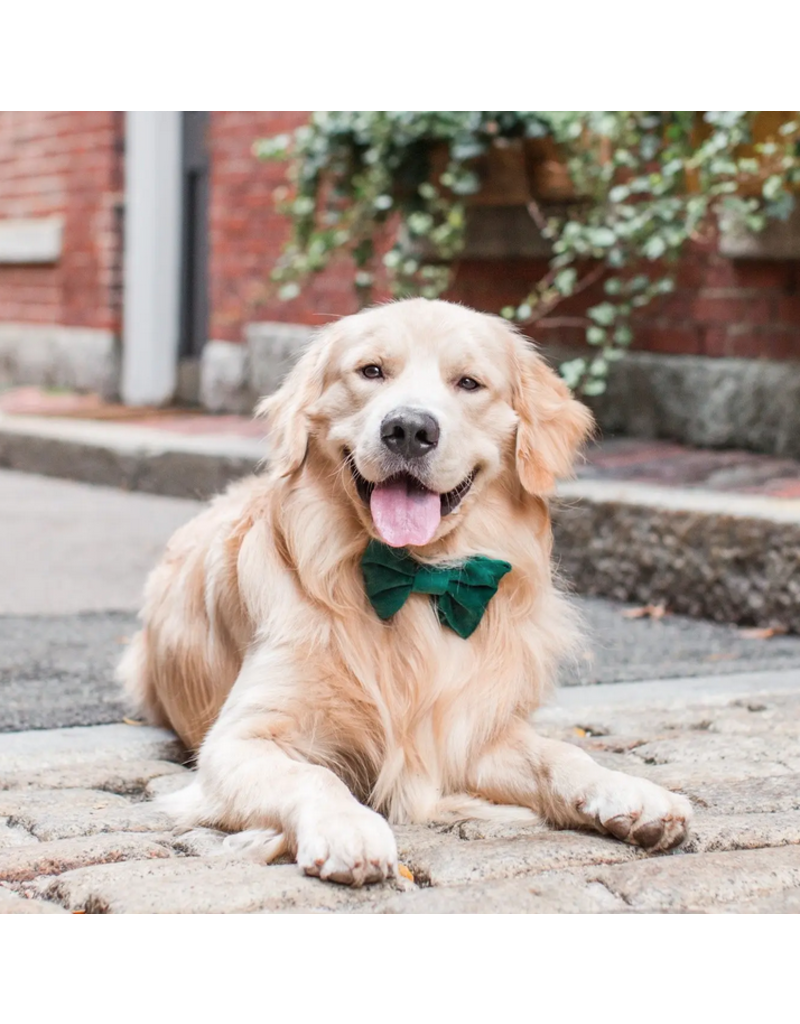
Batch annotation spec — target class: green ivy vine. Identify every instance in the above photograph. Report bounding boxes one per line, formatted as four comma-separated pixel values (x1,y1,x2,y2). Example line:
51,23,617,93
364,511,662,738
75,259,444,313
255,111,800,395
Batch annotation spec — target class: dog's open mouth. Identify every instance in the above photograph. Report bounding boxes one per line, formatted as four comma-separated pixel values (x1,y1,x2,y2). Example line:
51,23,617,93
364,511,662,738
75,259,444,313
345,453,475,548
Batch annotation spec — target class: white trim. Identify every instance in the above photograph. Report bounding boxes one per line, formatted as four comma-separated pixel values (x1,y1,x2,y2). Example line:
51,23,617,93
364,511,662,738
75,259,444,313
0,217,63,263
121,112,182,406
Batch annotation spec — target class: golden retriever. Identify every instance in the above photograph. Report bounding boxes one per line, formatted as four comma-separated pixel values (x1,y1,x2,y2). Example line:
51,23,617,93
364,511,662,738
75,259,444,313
119,298,691,885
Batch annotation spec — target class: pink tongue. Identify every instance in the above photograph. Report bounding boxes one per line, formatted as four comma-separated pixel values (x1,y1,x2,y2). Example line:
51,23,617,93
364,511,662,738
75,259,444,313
370,479,441,547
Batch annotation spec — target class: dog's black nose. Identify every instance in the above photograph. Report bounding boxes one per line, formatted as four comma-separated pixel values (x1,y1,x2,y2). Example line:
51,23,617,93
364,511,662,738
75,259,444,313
380,408,440,459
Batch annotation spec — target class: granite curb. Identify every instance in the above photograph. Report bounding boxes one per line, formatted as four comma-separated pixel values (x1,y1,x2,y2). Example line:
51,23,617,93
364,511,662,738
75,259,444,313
2,414,800,630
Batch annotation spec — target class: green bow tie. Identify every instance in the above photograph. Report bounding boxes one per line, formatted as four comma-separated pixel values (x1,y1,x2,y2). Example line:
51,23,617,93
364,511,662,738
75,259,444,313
361,540,512,639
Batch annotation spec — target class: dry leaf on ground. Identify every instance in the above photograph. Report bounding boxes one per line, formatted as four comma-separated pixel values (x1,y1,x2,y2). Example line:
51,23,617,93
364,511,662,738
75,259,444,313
398,863,415,882
622,604,666,620
738,626,788,640
122,717,146,727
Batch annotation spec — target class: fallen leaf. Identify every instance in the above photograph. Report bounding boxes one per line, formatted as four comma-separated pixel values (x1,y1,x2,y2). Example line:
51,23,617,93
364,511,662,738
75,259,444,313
398,863,415,882
122,717,146,727
738,626,788,640
72,910,86,915
573,727,588,738
622,604,666,620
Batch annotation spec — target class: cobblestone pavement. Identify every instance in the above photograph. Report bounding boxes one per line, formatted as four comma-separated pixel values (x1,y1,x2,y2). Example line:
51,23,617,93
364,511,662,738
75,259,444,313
1,670,798,914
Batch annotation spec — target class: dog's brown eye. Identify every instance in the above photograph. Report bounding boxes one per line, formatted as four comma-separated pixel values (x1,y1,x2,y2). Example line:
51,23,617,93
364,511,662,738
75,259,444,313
457,376,482,392
360,365,384,380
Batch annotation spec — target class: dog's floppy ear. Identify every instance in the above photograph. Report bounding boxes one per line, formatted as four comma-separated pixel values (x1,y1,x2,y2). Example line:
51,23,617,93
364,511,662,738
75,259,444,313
511,340,595,495
256,327,330,476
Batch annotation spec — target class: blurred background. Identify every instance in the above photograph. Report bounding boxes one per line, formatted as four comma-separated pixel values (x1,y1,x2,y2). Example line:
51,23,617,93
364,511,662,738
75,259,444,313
1,110,799,437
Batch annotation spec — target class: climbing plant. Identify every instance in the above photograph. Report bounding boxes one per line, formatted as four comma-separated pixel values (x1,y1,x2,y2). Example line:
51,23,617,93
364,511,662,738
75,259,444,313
255,111,800,394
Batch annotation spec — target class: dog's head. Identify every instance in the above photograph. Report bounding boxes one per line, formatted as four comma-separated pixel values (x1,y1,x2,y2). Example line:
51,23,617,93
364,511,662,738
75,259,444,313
259,299,594,549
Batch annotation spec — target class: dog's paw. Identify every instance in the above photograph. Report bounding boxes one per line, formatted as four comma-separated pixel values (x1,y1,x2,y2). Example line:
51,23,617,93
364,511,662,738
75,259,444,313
576,771,693,852
297,804,398,886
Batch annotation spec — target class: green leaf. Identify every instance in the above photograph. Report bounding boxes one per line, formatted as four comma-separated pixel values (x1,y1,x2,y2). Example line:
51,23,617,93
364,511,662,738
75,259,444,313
588,302,617,326
559,358,587,389
582,378,607,396
643,235,667,259
587,326,606,345
588,227,617,248
763,175,784,201
554,268,577,295
613,325,633,345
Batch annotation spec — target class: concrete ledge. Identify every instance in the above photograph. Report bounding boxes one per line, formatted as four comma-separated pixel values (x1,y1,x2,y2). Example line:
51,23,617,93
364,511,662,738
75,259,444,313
2,412,799,632
0,414,263,499
0,217,63,264
586,351,800,458
245,320,314,397
199,323,315,413
199,340,250,414
0,323,119,397
553,479,800,631
719,203,800,260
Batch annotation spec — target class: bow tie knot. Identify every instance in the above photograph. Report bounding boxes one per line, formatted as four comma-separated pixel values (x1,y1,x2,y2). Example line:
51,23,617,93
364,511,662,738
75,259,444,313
361,540,512,639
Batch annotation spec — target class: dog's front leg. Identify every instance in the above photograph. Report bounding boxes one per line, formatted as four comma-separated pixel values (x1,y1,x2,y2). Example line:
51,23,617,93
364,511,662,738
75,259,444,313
188,653,397,886
471,722,692,852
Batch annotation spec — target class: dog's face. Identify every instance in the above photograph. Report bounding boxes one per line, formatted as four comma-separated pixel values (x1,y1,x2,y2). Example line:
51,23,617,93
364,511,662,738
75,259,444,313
261,299,593,549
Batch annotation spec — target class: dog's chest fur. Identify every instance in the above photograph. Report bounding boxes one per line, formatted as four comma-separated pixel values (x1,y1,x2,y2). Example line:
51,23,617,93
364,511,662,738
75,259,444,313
256,553,562,822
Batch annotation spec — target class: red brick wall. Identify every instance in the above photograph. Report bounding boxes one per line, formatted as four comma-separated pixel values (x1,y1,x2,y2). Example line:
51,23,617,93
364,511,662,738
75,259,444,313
207,112,358,343
448,250,800,360
0,111,123,332
206,113,800,359
641,250,800,359
3,111,798,362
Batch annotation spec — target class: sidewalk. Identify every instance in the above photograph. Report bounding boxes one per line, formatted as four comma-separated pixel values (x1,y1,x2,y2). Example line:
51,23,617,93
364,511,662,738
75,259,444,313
2,669,798,913
1,386,799,630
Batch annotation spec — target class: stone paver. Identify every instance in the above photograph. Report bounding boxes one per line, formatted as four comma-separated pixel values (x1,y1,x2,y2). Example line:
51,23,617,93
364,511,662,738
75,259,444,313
0,884,68,914
395,827,646,887
591,846,800,912
681,812,800,854
375,875,629,914
716,889,800,913
0,674,797,913
0,819,34,850
36,858,405,915
0,784,175,841
0,833,173,882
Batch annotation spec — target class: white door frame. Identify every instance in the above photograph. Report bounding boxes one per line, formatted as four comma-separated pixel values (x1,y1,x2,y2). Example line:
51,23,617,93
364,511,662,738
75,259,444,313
121,111,182,406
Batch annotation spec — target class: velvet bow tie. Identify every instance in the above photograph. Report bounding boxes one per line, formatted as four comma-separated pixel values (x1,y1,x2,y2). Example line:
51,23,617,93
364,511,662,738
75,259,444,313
361,540,512,639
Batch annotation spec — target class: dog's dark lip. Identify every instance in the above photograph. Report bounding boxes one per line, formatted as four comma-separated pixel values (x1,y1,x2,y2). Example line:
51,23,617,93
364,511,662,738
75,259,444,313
344,450,476,517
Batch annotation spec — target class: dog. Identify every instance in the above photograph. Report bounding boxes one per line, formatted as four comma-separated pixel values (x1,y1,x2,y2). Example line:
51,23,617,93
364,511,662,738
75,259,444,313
119,297,692,885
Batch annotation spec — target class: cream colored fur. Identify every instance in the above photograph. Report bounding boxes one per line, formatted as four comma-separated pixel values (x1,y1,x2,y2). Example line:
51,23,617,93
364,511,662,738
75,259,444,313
119,298,691,886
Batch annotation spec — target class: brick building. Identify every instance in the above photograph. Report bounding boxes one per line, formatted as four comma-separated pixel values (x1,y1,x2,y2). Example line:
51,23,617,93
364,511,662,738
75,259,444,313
1,111,799,453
